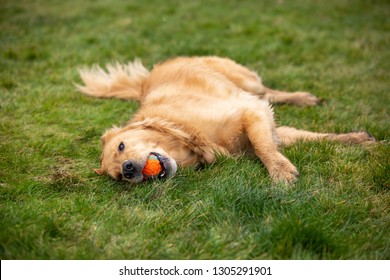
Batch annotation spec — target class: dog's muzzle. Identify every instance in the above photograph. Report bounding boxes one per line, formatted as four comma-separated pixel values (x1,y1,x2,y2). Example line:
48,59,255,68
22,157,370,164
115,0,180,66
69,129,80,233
122,152,177,183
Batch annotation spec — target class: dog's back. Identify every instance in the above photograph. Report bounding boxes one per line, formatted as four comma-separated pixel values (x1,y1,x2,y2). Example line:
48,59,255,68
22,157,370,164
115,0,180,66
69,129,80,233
77,56,265,102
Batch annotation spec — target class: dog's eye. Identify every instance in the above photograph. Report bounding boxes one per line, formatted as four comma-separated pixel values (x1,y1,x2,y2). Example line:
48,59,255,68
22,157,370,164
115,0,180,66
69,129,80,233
118,142,125,152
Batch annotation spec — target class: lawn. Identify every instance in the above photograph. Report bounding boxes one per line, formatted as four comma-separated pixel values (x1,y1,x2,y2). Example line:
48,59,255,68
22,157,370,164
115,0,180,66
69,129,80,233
0,0,389,259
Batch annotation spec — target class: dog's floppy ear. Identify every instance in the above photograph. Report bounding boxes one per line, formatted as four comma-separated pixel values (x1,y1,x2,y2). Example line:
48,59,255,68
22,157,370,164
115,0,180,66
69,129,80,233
94,153,105,175
94,168,104,175
94,127,121,176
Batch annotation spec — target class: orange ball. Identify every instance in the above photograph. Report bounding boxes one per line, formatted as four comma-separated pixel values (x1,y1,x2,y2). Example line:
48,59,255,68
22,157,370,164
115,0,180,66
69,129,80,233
142,156,162,178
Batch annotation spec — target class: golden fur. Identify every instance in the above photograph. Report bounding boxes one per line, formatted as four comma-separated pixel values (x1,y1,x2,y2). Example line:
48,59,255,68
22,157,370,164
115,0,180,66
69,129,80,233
77,56,375,183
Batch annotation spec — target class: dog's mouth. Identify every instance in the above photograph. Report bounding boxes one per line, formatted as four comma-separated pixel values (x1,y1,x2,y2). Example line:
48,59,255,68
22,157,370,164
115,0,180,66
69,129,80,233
121,152,177,183
143,152,168,180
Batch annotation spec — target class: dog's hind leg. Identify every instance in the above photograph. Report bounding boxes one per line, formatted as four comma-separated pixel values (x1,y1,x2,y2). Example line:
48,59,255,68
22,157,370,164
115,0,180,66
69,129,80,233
237,81,321,107
201,56,267,92
201,57,321,106
276,126,376,146
260,87,321,106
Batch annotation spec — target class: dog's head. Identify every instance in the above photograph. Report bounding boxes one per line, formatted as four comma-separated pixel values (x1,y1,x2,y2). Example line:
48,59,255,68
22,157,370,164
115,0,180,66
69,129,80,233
94,125,177,183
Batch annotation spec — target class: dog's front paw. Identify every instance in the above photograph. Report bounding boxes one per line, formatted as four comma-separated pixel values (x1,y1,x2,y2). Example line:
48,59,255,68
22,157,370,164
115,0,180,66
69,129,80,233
292,92,322,106
268,156,299,184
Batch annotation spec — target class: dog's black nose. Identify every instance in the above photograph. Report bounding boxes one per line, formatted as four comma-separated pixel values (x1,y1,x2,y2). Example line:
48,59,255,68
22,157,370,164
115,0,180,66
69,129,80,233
122,160,137,179
123,160,134,171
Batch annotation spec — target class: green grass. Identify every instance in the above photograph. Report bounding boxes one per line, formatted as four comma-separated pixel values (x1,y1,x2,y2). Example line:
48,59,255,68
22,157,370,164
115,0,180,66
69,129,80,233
1,0,389,259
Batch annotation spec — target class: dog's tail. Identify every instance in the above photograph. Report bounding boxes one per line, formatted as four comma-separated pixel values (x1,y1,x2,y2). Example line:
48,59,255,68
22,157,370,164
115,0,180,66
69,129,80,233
76,59,149,100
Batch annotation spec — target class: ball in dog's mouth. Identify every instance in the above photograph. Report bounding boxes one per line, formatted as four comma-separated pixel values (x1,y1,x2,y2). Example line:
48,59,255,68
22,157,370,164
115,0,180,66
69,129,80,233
142,152,176,180
142,153,164,179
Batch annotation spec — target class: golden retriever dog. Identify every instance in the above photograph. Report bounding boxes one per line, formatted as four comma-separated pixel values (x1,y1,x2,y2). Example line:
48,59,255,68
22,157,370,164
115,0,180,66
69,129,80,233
77,56,375,183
